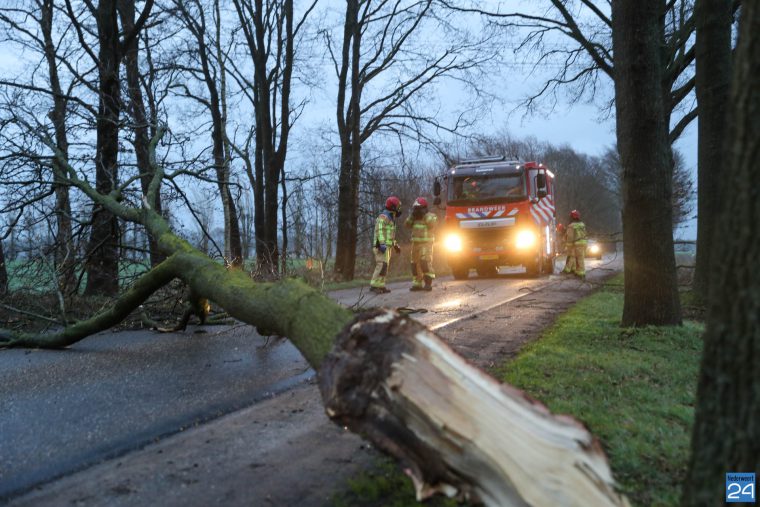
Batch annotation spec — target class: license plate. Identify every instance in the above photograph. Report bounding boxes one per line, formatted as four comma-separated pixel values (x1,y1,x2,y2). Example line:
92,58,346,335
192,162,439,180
479,254,498,260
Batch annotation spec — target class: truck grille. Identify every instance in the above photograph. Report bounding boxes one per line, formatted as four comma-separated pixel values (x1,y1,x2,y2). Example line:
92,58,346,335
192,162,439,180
464,228,513,250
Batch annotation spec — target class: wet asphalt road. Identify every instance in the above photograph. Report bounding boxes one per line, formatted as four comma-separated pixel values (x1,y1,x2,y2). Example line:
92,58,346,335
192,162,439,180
0,257,613,501
0,326,310,500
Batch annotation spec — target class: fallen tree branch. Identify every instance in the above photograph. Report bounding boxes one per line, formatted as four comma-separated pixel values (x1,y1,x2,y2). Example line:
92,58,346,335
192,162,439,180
0,254,180,348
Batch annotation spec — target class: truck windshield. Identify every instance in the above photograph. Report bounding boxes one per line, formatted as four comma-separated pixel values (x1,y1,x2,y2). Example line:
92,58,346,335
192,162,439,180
449,173,525,203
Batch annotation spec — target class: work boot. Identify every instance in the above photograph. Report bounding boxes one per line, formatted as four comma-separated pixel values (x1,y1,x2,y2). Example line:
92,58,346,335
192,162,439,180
370,286,391,294
409,286,424,292
423,284,432,291
423,276,433,291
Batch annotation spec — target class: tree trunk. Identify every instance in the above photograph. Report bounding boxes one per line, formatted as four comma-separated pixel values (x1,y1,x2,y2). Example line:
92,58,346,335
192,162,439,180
321,309,630,506
692,0,733,302
85,0,122,297
119,0,165,268
334,0,361,281
40,0,76,294
684,2,760,503
334,146,359,280
612,0,682,326
0,237,7,294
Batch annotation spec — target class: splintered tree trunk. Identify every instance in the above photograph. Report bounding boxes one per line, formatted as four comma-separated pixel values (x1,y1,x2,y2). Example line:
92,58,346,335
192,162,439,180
684,2,760,504
320,310,629,506
612,0,681,326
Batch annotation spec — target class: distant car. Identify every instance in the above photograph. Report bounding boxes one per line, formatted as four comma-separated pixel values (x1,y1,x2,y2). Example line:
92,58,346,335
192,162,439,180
586,240,603,260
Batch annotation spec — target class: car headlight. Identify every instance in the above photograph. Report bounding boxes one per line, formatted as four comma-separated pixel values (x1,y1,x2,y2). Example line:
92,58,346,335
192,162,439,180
515,230,537,249
589,244,600,254
444,234,463,252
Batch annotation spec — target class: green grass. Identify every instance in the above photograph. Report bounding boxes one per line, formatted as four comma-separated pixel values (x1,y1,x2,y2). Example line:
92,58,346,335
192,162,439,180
495,277,703,506
332,458,459,507
331,276,703,506
6,259,151,293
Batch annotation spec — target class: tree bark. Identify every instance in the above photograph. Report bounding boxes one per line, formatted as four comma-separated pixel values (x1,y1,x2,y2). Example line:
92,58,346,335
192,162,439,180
85,0,122,297
0,237,7,294
612,0,682,326
692,0,733,302
684,2,760,503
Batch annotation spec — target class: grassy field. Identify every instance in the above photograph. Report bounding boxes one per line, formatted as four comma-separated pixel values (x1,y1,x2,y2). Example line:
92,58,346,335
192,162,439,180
332,277,704,507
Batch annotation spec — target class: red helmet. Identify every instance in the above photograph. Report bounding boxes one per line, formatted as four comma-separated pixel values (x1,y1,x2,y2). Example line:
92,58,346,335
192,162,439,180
385,196,401,212
412,197,428,208
570,209,581,220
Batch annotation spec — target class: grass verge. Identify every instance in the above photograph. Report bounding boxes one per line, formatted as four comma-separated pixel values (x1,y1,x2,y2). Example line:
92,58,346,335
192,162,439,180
494,277,703,506
332,276,703,507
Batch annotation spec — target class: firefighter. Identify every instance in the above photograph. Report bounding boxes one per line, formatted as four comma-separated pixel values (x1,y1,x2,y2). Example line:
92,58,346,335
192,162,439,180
563,210,588,279
370,196,402,294
404,197,437,291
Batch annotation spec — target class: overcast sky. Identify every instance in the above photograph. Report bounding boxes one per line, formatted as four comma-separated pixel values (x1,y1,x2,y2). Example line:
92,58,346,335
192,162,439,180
0,1,698,239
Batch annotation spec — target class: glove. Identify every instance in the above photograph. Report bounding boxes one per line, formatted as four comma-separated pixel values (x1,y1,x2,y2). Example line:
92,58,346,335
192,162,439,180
393,244,401,254
378,244,387,253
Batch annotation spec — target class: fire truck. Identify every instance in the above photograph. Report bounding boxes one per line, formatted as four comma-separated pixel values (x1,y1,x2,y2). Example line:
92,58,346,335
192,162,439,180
432,156,557,279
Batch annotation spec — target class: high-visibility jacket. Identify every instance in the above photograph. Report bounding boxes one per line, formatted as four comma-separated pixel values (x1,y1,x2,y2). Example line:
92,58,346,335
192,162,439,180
404,212,437,242
567,220,588,245
374,210,397,247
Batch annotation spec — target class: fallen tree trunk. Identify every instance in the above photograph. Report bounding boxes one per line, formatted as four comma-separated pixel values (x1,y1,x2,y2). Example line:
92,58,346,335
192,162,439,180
1,128,629,506
321,309,629,507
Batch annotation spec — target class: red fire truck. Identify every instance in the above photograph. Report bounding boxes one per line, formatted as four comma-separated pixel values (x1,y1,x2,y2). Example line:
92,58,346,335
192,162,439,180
432,156,557,279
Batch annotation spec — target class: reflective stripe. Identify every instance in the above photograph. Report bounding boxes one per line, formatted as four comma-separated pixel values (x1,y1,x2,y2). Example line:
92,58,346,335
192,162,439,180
405,213,437,242
374,213,395,245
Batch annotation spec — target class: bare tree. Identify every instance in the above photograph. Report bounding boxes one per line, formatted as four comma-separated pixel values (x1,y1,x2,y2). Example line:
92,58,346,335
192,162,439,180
0,0,79,293
330,0,494,280
227,0,317,277
58,0,155,296
119,0,165,267
170,0,243,267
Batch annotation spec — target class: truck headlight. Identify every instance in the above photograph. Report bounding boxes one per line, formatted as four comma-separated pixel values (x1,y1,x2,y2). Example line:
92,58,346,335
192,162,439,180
444,234,463,252
515,230,537,249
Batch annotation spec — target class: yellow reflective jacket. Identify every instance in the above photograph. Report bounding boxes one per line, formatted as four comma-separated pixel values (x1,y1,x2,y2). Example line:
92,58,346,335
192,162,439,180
374,210,397,247
404,212,437,242
567,221,588,245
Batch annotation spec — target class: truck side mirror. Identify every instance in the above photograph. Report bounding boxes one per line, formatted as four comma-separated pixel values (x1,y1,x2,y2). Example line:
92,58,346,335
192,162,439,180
433,178,441,197
536,173,547,198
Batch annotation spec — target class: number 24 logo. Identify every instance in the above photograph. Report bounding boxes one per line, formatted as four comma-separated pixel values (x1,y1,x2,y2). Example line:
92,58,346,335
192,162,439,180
727,482,755,500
